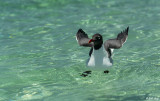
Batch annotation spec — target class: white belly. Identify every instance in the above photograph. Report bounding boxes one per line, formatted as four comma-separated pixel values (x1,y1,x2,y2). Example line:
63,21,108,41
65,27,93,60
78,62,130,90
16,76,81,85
87,45,113,70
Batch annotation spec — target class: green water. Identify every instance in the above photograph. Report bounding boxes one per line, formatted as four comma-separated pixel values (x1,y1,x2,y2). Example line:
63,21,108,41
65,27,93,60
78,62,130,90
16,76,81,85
0,0,160,101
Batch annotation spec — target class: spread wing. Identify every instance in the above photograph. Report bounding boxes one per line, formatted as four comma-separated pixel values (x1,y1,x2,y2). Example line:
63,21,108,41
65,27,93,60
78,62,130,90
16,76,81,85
116,26,129,44
104,26,129,58
76,29,93,47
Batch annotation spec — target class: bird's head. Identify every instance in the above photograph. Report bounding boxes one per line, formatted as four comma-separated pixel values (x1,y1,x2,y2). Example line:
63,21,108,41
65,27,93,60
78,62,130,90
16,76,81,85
88,33,103,49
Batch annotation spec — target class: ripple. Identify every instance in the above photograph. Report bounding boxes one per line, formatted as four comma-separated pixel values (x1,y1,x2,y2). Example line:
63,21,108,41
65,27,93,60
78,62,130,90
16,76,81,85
16,83,52,100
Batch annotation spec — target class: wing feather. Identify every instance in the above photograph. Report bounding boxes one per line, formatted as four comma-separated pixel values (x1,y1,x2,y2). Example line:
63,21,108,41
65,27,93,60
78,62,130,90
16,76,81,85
76,29,93,47
104,27,129,58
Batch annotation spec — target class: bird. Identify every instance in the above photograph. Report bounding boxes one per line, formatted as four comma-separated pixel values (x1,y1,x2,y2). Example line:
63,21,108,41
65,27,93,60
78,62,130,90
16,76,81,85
76,27,129,75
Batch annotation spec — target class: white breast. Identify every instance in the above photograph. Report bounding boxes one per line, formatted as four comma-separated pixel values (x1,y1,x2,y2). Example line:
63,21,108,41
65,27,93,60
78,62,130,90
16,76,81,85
87,44,113,70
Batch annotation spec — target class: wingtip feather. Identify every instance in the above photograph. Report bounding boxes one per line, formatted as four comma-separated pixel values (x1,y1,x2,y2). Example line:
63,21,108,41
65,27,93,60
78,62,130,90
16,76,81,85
126,26,129,32
78,28,83,33
125,26,129,35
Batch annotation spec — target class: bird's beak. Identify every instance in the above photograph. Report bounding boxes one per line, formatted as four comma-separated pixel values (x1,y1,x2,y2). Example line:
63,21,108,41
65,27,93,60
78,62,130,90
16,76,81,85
88,39,94,43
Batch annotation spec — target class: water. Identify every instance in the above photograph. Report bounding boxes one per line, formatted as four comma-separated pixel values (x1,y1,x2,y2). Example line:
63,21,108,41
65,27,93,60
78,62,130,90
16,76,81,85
0,0,160,101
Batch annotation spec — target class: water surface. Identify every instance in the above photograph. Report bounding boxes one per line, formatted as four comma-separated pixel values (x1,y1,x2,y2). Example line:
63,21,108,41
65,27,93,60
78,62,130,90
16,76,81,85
0,0,160,101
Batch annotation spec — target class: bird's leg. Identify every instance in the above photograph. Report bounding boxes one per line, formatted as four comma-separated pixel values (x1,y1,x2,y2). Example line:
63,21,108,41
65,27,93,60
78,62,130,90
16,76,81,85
83,70,92,74
107,48,112,58
89,48,93,56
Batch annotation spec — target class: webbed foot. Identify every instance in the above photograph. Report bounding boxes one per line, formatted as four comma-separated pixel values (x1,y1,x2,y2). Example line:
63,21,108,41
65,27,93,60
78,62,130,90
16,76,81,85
80,70,92,77
104,70,109,74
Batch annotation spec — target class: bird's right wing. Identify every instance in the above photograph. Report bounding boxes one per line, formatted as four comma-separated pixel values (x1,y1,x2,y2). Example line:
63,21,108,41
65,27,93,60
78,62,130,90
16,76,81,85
76,29,93,47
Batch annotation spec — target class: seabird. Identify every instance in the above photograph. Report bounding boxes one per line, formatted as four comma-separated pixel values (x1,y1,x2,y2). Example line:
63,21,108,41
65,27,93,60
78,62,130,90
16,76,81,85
76,27,129,74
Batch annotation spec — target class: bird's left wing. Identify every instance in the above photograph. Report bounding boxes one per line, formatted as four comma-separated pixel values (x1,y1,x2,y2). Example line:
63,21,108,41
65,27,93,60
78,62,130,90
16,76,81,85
104,27,129,58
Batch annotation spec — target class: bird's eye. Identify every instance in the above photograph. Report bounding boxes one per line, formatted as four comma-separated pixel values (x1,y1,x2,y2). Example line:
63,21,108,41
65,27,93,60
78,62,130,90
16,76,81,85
96,37,101,40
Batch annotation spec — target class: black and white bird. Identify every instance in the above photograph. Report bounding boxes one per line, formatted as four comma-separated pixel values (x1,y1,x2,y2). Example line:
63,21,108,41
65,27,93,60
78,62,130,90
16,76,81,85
76,27,129,71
